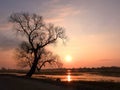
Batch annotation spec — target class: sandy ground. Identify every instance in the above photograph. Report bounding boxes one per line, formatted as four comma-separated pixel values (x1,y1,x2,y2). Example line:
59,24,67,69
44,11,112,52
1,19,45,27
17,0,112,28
0,74,73,90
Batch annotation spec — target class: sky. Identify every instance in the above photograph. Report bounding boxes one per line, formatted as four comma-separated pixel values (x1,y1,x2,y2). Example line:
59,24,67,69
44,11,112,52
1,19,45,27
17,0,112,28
0,0,120,69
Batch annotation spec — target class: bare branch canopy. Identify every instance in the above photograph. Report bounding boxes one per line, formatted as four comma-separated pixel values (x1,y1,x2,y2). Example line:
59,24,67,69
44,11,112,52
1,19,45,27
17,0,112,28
9,12,67,77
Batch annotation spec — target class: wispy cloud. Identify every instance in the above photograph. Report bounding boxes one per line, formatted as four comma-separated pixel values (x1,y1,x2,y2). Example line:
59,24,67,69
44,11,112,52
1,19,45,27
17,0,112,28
0,31,20,50
0,23,20,50
44,4,80,23
40,0,80,23
0,22,13,30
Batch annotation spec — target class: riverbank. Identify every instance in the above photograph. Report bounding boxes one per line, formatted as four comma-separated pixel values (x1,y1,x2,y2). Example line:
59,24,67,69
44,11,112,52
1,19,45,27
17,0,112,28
0,74,72,90
0,74,120,90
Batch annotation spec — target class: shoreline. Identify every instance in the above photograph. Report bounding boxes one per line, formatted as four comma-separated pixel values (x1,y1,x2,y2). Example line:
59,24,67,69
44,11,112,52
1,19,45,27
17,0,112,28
0,74,72,90
0,74,120,90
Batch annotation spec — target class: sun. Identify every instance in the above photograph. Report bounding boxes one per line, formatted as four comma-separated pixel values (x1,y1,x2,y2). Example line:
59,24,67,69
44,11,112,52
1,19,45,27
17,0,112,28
65,55,72,62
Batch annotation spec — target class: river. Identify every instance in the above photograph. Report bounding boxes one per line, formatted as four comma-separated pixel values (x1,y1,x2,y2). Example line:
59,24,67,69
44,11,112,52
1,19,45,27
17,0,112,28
32,70,120,82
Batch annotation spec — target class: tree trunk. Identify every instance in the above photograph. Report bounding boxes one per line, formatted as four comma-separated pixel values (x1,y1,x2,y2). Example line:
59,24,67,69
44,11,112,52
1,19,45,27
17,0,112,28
26,57,39,77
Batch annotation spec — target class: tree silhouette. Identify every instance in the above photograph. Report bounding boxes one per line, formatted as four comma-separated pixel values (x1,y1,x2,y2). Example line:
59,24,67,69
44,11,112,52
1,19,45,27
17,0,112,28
9,12,66,77
15,44,63,70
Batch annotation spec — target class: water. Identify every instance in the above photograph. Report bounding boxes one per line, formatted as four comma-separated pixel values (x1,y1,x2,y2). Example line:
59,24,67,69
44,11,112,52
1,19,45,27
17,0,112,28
32,70,120,82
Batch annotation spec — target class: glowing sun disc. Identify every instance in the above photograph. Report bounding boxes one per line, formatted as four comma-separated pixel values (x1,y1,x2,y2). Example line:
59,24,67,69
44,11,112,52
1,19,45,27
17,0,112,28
65,55,72,62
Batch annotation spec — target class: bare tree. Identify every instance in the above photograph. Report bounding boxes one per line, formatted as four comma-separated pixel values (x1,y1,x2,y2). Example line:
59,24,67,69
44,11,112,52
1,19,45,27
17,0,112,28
15,43,63,70
9,12,66,77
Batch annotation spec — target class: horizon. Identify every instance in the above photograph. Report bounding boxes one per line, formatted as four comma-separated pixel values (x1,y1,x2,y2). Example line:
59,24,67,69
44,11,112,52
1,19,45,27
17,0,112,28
0,0,120,69
0,66,120,70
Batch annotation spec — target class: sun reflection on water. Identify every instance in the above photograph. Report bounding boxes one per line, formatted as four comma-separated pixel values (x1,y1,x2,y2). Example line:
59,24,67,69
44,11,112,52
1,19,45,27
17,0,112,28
67,70,72,82
67,74,71,82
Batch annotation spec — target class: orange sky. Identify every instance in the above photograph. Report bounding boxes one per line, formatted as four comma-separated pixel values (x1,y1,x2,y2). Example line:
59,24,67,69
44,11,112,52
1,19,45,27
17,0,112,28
0,0,120,69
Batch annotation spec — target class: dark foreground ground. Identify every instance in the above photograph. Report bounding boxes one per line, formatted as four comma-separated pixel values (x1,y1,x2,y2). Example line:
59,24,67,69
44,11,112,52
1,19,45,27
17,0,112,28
0,74,120,90
0,74,72,90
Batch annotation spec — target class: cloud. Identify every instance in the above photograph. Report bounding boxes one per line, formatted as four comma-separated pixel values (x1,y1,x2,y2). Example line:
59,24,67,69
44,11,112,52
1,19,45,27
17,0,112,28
0,22,13,30
95,59,120,66
0,32,19,50
0,23,20,50
38,0,80,23
44,4,80,23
